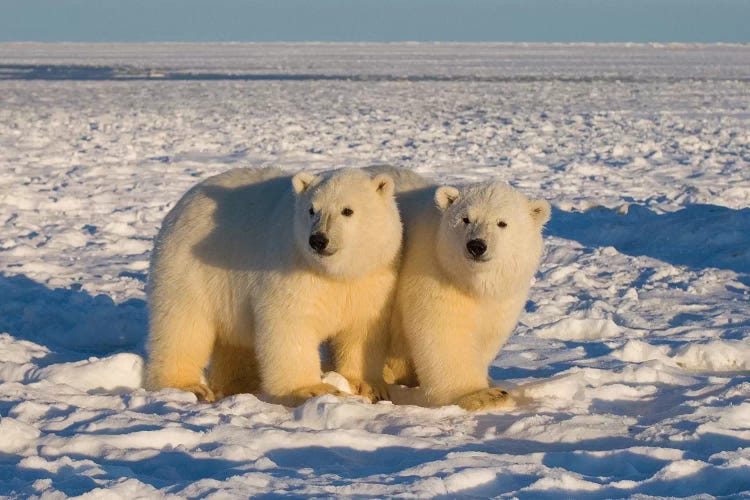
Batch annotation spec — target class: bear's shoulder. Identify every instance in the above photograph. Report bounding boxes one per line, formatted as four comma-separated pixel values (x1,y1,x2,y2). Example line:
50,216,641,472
163,167,293,238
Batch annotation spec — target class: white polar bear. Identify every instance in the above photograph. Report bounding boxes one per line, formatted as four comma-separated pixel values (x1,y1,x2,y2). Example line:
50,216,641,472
384,180,550,411
145,167,402,405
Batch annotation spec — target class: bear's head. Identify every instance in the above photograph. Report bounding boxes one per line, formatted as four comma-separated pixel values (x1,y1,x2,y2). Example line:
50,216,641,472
291,168,402,279
433,182,550,298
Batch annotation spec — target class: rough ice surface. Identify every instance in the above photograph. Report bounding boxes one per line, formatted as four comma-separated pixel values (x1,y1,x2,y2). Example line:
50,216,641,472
1,43,749,498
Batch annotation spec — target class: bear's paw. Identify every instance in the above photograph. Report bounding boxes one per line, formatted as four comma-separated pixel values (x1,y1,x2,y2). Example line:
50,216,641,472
455,387,515,412
344,376,388,403
182,383,217,403
281,383,348,406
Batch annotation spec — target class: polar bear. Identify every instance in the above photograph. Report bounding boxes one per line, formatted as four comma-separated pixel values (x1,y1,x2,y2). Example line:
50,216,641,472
383,180,550,411
145,167,402,405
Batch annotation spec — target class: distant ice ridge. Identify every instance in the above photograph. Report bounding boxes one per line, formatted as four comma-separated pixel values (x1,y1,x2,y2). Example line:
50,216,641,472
1,42,750,81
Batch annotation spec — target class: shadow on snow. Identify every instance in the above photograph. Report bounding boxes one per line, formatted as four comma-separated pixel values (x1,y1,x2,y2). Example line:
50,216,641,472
546,203,750,275
0,273,147,359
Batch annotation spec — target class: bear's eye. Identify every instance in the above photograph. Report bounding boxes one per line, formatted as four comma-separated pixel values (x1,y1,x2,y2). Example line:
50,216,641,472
342,207,354,217
308,207,315,216
497,220,508,228
462,217,470,225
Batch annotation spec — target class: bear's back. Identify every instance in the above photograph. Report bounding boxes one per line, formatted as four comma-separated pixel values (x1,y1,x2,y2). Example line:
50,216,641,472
201,167,285,190
361,165,437,248
363,165,432,193
391,186,443,277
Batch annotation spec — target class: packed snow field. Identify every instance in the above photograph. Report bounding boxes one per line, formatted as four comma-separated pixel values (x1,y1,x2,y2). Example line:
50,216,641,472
1,43,749,498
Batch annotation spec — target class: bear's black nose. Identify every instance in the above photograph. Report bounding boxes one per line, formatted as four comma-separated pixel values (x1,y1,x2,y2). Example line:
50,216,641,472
466,238,487,258
309,232,329,253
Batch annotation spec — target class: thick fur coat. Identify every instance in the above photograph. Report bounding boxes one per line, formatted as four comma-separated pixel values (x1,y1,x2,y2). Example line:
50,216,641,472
145,167,402,405
384,179,550,411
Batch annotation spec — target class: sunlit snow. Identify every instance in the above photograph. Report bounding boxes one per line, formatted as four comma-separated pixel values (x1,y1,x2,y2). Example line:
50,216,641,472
1,43,749,498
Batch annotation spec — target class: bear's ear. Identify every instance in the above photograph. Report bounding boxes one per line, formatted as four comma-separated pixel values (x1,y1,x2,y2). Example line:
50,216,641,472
372,174,395,198
292,172,319,195
529,199,551,227
435,186,460,212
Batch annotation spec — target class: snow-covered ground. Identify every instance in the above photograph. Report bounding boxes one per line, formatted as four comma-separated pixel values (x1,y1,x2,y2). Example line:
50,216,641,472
1,43,749,498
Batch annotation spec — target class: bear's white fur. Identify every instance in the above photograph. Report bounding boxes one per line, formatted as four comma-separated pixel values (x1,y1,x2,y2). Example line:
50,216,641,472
384,180,550,411
145,167,402,405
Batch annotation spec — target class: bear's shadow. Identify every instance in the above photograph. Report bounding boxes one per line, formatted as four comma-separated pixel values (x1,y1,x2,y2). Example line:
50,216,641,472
0,273,147,364
546,203,750,276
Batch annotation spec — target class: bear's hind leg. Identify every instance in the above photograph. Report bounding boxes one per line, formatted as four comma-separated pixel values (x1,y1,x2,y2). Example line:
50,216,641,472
145,308,217,402
383,355,418,387
383,317,419,387
207,340,261,399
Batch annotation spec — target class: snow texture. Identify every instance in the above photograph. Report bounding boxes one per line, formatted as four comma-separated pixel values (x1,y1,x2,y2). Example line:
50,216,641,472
1,43,749,498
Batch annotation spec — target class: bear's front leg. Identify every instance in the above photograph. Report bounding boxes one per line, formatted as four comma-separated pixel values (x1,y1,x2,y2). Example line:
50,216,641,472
332,320,389,403
255,315,347,406
405,304,491,408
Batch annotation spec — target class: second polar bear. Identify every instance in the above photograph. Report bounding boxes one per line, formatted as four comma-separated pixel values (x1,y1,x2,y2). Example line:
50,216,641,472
384,180,550,411
145,167,402,405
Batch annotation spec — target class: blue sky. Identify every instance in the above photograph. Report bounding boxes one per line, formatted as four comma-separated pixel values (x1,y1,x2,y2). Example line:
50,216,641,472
1,0,748,43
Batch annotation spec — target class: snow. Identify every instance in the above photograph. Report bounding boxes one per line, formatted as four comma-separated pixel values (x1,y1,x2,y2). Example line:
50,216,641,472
1,42,749,498
535,317,624,341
